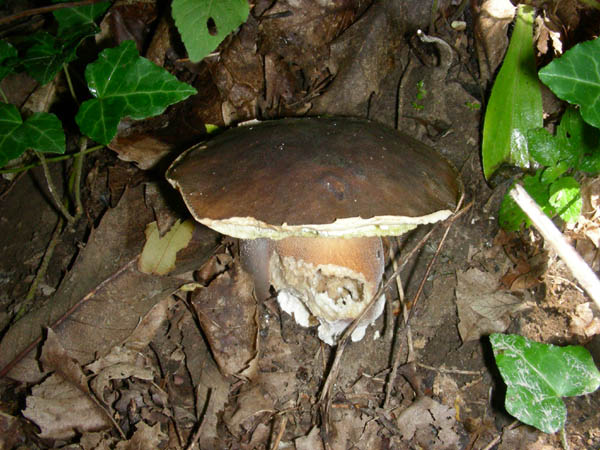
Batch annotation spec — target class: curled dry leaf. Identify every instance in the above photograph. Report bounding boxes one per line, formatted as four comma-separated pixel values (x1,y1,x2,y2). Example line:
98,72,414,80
474,0,516,81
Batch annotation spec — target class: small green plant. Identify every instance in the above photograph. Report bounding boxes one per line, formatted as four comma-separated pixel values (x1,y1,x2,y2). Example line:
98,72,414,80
490,334,600,439
464,101,480,111
482,5,600,231
411,80,427,110
0,1,247,316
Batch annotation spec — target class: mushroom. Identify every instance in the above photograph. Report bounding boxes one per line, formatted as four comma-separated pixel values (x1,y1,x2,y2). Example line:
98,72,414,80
166,117,461,345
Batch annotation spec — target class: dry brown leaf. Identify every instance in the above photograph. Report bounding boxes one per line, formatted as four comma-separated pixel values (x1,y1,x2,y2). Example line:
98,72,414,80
115,422,166,450
394,396,459,447
456,268,529,342
191,262,258,378
534,13,563,56
474,0,515,81
295,427,325,450
22,374,111,440
0,184,218,383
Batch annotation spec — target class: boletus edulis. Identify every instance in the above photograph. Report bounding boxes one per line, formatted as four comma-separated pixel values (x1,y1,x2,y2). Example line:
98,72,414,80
166,117,462,345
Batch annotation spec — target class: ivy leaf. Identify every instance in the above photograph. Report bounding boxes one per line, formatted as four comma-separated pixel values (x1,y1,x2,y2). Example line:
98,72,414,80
0,40,18,81
0,103,65,167
549,176,582,224
75,40,197,144
22,26,97,84
52,0,110,34
490,333,600,434
482,5,543,180
539,38,600,129
172,0,249,63
499,171,553,231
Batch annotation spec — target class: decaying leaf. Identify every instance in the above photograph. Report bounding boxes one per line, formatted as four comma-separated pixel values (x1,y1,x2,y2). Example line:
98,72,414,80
139,219,195,275
115,421,166,449
191,262,258,378
394,396,460,447
456,268,529,342
474,0,516,81
22,373,111,440
22,329,112,440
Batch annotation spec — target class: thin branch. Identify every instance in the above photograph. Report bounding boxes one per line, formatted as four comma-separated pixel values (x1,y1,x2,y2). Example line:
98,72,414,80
0,0,105,26
0,145,104,174
36,151,76,224
510,183,600,308
17,216,65,319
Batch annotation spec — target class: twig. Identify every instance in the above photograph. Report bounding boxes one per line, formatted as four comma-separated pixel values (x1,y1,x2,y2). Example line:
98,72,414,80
0,145,104,175
36,151,76,224
417,363,481,376
510,184,600,308
481,420,519,450
18,215,65,319
0,0,105,26
270,414,288,450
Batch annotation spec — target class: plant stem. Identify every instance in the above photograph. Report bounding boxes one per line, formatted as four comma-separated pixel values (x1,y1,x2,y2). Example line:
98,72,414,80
71,137,87,221
560,427,570,450
0,87,7,103
63,63,78,104
0,145,104,174
36,151,76,224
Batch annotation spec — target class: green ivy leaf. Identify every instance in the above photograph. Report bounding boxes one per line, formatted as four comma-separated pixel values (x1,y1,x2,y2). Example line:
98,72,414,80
482,5,543,180
0,40,18,81
549,176,582,223
0,103,65,167
75,40,197,144
172,0,249,63
539,38,600,129
499,171,553,231
52,0,110,34
22,26,97,84
490,333,600,434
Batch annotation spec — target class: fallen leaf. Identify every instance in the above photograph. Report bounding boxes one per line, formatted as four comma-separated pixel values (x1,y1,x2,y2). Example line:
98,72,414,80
115,421,166,450
456,268,528,342
0,184,218,383
22,374,111,440
394,396,460,447
139,219,195,275
191,262,258,378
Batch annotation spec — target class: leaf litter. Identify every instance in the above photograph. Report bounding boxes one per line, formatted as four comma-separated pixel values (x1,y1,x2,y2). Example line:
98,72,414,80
2,1,600,449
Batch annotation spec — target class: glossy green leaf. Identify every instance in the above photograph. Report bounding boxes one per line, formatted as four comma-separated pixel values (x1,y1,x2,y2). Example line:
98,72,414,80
22,26,97,84
0,40,18,81
0,103,65,167
75,40,197,144
490,333,600,434
528,107,600,176
539,38,600,129
172,0,249,62
499,171,553,231
549,176,582,223
52,0,110,34
482,5,543,179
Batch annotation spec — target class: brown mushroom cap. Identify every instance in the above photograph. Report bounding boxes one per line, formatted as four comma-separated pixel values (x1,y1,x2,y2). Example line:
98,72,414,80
166,117,462,239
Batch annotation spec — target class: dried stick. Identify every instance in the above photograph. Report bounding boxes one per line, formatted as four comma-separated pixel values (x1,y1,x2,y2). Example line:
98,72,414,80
0,0,104,26
510,183,600,308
